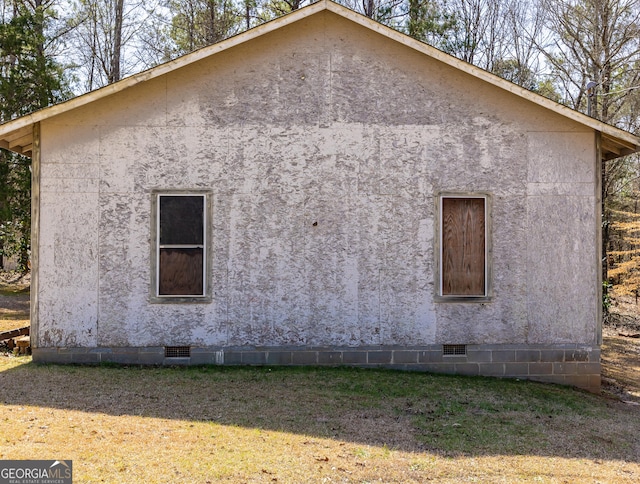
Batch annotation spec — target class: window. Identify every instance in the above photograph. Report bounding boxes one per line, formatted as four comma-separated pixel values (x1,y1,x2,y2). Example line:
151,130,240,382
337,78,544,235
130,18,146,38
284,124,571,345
153,193,208,299
439,195,488,298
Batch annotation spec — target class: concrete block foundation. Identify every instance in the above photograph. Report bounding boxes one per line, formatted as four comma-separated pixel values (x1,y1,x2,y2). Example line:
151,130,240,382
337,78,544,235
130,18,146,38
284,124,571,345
32,343,601,393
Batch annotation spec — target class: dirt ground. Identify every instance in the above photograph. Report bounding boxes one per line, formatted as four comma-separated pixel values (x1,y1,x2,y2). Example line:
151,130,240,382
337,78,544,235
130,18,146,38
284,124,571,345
1,272,639,403
0,271,30,334
603,296,640,403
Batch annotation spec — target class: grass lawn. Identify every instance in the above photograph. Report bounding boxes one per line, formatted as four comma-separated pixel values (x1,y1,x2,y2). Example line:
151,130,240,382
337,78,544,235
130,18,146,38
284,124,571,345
0,358,639,483
0,273,29,333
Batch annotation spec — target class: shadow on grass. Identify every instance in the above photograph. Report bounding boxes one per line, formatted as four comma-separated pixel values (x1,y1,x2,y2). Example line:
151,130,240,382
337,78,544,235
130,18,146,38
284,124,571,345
0,360,639,462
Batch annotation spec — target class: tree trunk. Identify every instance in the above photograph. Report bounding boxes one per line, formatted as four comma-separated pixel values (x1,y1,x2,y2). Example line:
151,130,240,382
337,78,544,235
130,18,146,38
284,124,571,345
363,0,374,17
110,0,125,83
207,0,216,44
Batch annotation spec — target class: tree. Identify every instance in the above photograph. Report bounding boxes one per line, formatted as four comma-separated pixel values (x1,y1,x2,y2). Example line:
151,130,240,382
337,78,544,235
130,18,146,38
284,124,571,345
0,1,70,270
335,0,404,24
606,182,640,304
242,0,258,29
261,0,306,17
540,0,640,304
427,0,507,69
496,0,548,88
168,0,241,56
540,0,640,123
405,0,455,45
404,0,548,94
491,58,539,89
65,0,161,91
110,0,124,83
69,0,126,91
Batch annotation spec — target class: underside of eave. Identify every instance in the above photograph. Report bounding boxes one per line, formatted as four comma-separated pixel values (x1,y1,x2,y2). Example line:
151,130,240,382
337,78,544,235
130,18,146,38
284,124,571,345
0,124,638,164
2,130,636,162
0,124,33,157
601,134,640,161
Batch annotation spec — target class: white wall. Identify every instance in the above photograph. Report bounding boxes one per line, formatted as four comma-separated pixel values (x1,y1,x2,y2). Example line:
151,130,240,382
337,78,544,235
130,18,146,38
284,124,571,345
37,10,598,349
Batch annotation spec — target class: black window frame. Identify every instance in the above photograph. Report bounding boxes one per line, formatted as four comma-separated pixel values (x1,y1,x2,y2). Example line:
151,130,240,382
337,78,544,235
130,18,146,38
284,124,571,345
150,191,212,303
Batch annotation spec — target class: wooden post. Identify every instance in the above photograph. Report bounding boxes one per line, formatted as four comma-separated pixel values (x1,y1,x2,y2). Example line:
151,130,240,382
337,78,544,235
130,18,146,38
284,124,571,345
30,122,40,350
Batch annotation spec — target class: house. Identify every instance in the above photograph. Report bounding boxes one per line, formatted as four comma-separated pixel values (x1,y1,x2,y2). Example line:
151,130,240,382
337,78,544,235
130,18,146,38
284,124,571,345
1,1,638,392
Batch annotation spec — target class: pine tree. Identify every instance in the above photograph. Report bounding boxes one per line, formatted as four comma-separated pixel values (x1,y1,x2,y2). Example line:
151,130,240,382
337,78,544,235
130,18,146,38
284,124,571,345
168,0,242,56
0,2,70,271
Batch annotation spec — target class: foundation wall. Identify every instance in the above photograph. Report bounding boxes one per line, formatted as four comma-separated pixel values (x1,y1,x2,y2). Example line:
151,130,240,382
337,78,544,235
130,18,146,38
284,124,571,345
33,344,601,393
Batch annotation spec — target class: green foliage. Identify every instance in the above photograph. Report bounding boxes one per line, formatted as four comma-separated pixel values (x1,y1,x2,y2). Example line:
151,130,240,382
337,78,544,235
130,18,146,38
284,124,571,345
261,0,304,17
169,0,243,55
0,152,31,270
491,58,539,90
0,3,70,271
405,0,455,44
534,77,563,103
0,6,68,120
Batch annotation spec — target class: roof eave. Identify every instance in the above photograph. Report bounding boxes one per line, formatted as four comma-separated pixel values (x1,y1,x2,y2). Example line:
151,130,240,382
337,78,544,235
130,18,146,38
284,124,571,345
0,0,332,157
0,0,638,160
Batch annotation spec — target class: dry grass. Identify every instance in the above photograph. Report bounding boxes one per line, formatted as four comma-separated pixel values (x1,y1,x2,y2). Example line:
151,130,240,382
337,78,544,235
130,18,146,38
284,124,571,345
0,272,29,333
602,336,640,402
1,278,639,482
0,358,639,483
0,318,29,334
0,317,29,334
603,295,640,403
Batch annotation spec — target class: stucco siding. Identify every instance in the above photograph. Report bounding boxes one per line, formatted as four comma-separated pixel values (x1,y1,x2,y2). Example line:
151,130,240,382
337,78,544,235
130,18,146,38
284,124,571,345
525,131,598,344
36,9,598,353
38,192,99,347
37,123,100,347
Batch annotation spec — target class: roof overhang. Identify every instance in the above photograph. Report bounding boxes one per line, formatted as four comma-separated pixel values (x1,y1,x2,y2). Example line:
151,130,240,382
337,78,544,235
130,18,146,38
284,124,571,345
0,0,638,160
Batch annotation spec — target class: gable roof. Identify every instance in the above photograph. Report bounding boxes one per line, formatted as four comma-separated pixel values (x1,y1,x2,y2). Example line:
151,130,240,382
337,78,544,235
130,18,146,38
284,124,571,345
0,0,638,160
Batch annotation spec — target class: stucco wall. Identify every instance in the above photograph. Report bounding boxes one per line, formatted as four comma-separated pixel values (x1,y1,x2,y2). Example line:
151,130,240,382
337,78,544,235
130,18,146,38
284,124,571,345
35,11,598,351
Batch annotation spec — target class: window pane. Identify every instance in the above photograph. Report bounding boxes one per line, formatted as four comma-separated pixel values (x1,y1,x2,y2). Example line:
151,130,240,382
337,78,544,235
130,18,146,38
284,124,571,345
442,197,485,296
159,248,204,296
160,195,204,245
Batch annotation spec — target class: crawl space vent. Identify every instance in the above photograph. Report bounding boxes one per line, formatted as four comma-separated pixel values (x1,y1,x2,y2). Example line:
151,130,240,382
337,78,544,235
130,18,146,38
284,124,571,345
165,346,191,358
443,344,467,356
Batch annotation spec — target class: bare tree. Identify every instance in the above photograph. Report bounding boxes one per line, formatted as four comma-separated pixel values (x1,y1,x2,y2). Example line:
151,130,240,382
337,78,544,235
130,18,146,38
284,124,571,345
404,0,548,92
541,0,640,124
540,0,640,287
433,0,508,69
485,0,549,91
66,0,161,90
337,0,404,24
